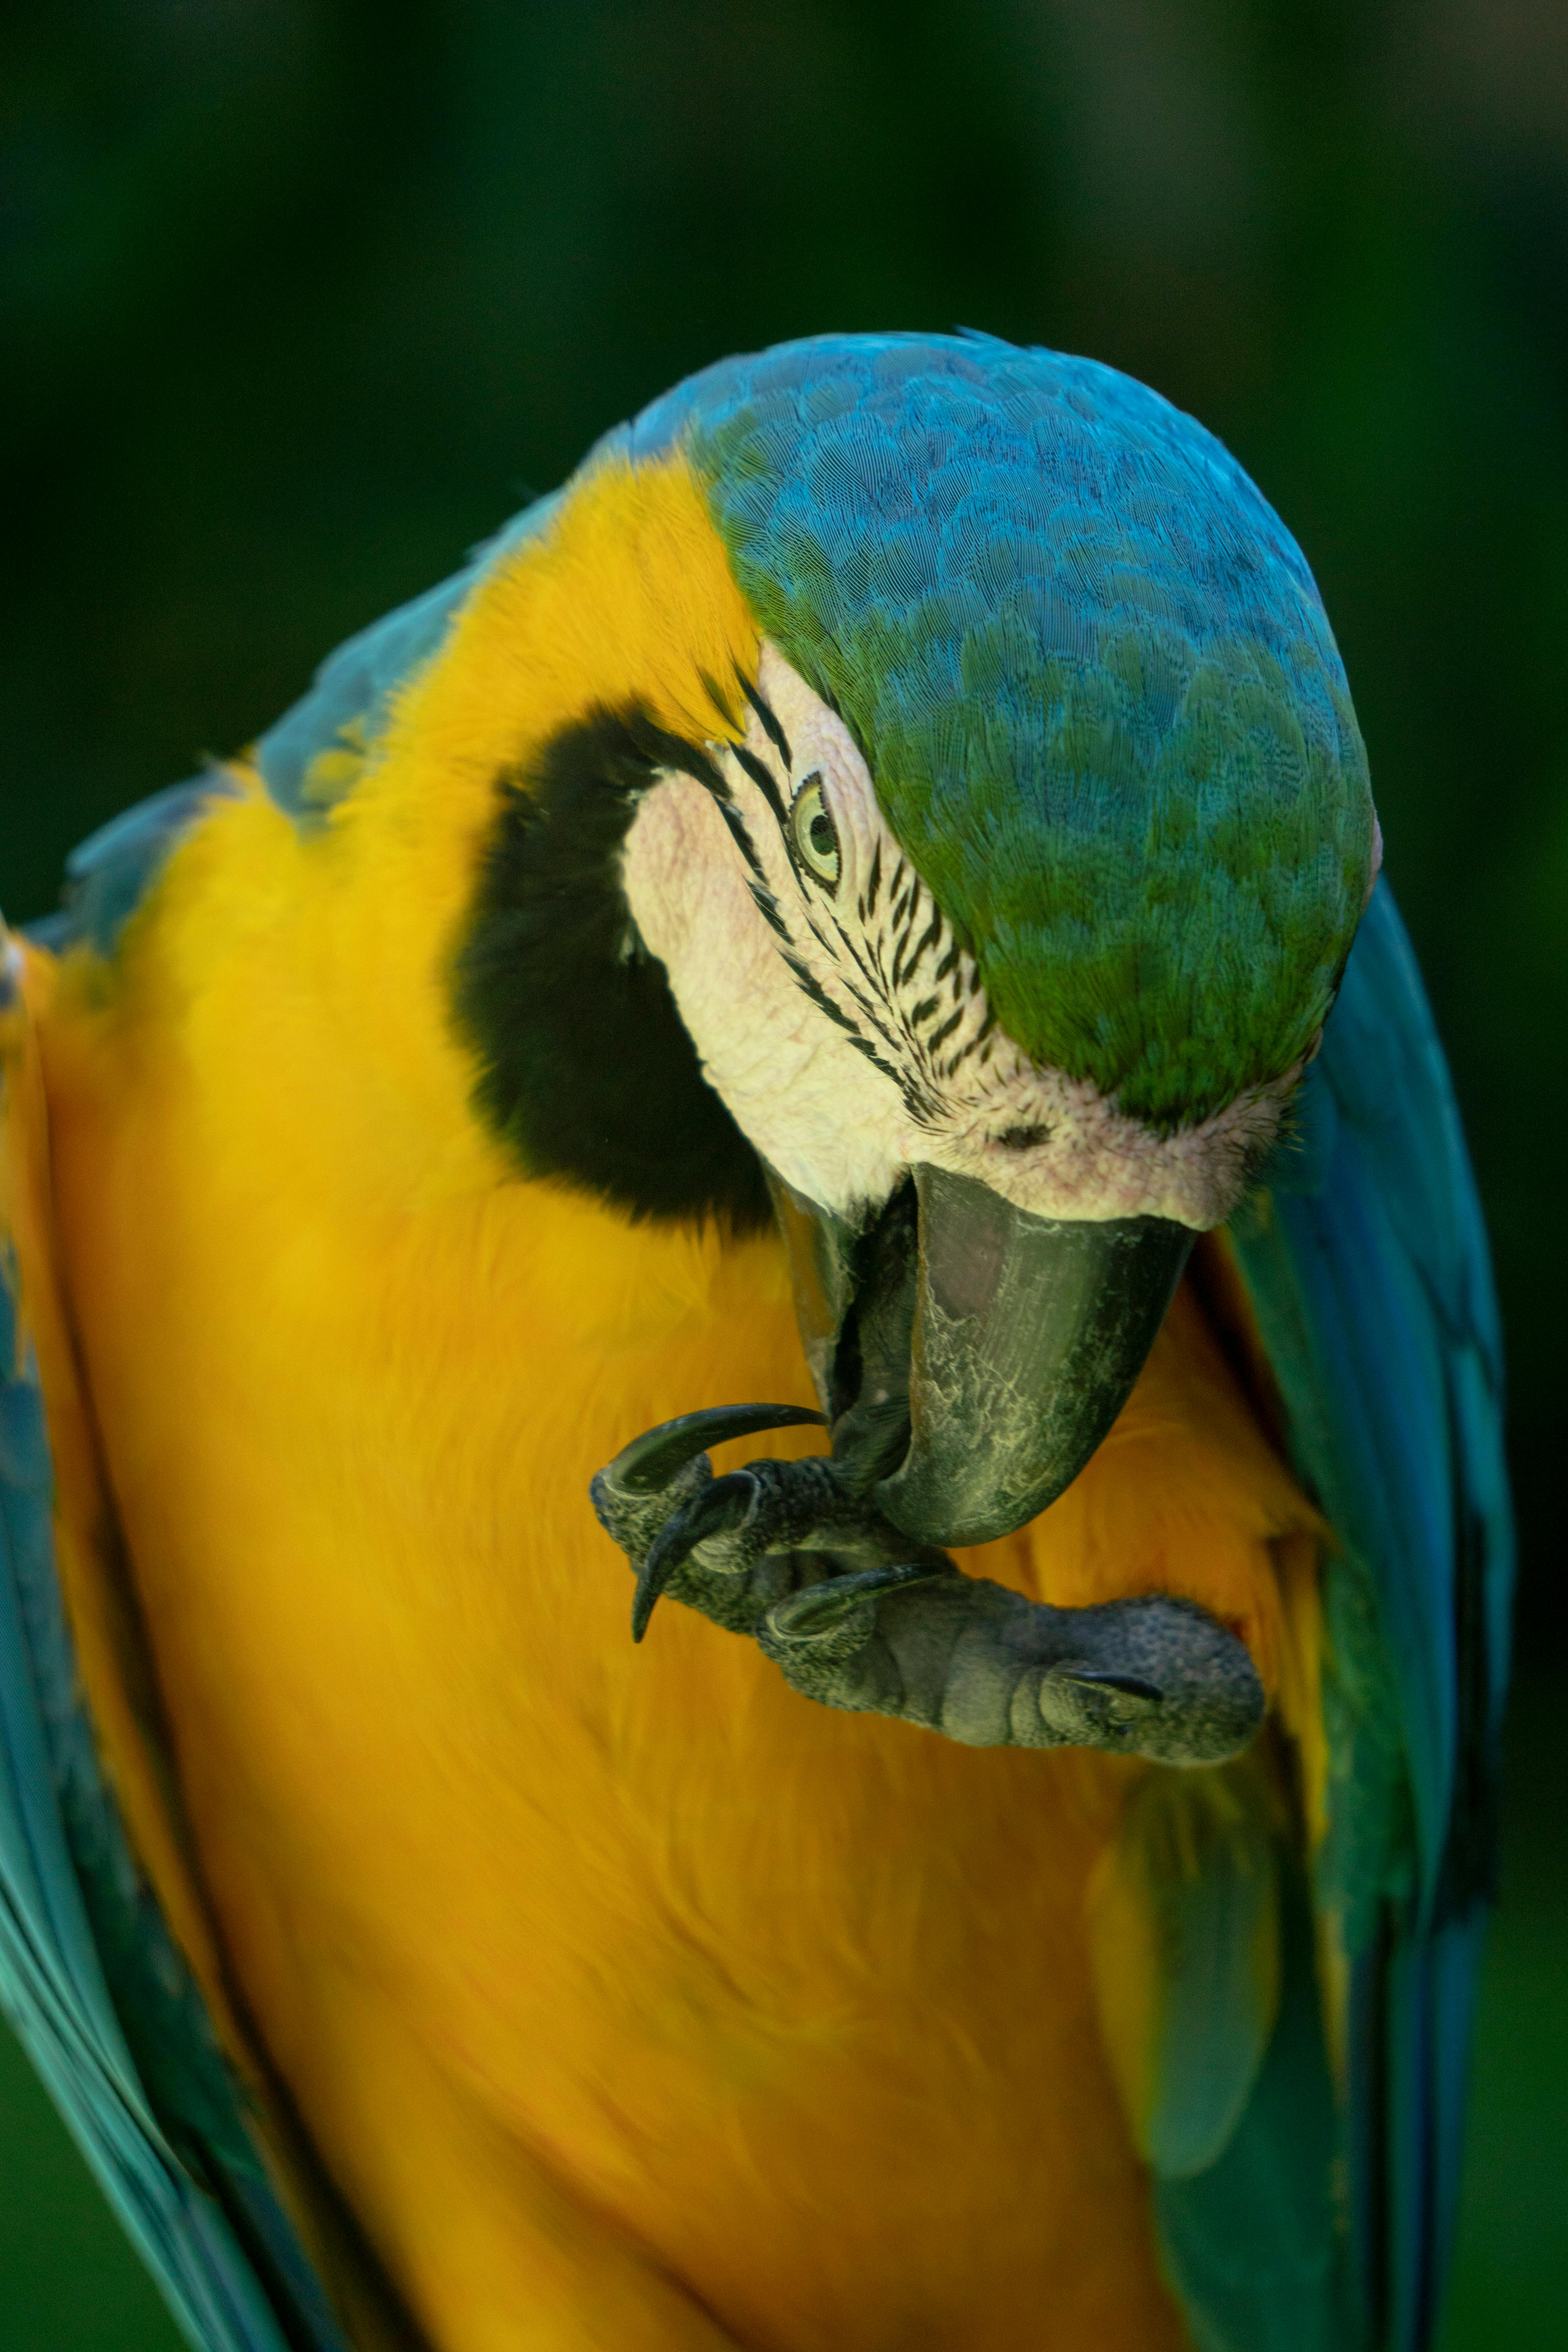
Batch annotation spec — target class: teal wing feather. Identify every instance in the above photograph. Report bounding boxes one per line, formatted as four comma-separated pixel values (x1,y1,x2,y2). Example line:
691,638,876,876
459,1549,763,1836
1152,1864,1346,2352
0,1238,348,2349
27,779,245,957
29,494,565,962
1162,875,1511,2352
252,493,561,824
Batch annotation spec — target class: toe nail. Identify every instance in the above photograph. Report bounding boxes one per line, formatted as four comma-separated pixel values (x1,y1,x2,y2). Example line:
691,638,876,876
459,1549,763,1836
768,1563,948,1643
604,1403,825,1498
1059,1669,1164,1715
631,1473,756,1642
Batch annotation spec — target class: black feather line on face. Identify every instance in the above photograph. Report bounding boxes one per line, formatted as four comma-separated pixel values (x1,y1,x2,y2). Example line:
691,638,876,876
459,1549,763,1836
711,793,769,885
449,701,770,1232
824,916,888,1005
862,842,882,920
926,1005,965,1057
909,909,944,978
749,881,795,945
942,1004,996,1077
713,717,993,1141
768,869,920,1078
823,965,912,1060
699,668,743,735
736,667,793,773
780,951,907,1087
889,889,926,992
722,730,928,1086
730,742,790,833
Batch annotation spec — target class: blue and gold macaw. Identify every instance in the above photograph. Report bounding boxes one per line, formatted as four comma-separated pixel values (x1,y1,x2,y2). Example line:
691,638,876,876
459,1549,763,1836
0,333,1509,2352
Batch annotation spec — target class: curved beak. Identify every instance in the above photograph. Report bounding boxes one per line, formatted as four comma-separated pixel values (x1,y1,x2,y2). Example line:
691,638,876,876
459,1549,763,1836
768,1163,1194,1548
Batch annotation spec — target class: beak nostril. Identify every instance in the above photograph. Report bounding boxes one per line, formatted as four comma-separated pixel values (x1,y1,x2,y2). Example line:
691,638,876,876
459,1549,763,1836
993,1122,1051,1152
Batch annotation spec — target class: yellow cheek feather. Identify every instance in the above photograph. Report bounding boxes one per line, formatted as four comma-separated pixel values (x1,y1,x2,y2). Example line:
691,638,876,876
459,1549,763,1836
31,442,1332,2352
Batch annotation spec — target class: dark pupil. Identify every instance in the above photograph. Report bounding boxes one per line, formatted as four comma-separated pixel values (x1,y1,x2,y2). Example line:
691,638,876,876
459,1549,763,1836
809,811,835,857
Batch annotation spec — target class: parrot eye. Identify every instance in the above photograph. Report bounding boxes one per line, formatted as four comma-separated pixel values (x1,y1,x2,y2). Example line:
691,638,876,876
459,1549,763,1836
790,774,841,889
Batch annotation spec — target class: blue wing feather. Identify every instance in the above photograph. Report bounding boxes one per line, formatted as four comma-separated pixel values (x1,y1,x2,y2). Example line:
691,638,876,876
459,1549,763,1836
1227,876,1512,2351
253,493,562,824
26,779,245,959
0,1259,347,2351
1154,1867,1347,2352
30,494,568,962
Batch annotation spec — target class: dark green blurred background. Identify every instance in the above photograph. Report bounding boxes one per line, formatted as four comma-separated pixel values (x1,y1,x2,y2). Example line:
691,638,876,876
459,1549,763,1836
1,1,1564,2344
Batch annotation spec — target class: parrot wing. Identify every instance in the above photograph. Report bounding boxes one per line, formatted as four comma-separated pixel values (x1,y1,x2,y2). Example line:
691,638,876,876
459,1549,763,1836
1136,876,1510,2352
33,491,562,962
0,929,351,2352
250,494,560,824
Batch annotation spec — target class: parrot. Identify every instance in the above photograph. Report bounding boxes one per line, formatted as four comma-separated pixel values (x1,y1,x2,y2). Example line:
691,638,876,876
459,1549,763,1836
0,330,1510,2352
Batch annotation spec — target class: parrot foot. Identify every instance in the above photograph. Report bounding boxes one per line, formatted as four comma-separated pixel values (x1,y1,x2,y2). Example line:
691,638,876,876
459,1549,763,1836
590,1408,1265,1763
593,1406,955,1633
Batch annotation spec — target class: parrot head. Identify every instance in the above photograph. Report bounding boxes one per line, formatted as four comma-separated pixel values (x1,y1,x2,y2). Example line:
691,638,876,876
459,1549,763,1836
431,333,1378,1551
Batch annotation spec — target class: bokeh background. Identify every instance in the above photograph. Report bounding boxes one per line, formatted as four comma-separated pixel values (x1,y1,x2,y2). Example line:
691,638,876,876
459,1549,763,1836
1,0,1564,2343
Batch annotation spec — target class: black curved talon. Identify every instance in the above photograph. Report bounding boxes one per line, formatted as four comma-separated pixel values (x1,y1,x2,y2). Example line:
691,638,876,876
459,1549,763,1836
1058,1668,1164,1720
632,1472,756,1642
600,1403,824,1499
590,1145,1234,1749
593,1401,831,1643
1060,1670,1164,1700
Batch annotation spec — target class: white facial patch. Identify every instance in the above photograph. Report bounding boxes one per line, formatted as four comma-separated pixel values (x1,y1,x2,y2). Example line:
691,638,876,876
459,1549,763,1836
620,644,1299,1229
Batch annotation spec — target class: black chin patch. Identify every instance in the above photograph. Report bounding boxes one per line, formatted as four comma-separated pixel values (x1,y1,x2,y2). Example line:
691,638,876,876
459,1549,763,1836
449,702,772,1233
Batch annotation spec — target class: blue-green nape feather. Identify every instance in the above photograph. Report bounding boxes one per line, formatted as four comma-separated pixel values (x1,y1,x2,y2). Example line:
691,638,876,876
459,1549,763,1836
622,331,1376,1127
0,1263,347,2352
1228,877,1511,2352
